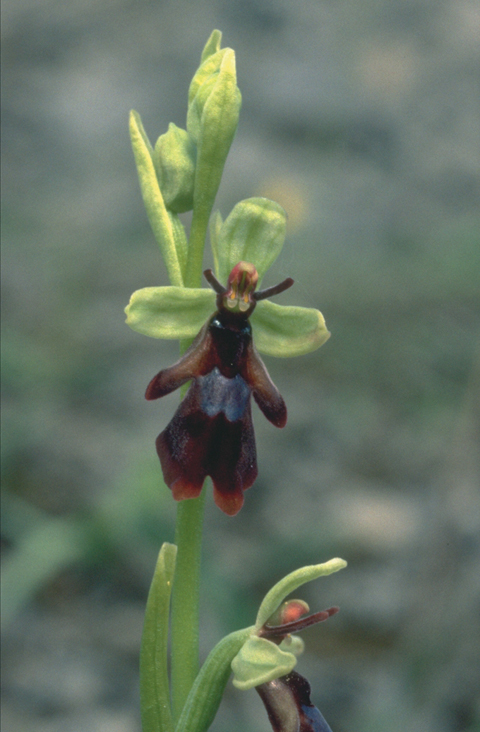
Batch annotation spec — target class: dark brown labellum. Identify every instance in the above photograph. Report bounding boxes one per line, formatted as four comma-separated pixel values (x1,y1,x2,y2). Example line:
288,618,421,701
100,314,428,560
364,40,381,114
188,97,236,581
256,671,333,732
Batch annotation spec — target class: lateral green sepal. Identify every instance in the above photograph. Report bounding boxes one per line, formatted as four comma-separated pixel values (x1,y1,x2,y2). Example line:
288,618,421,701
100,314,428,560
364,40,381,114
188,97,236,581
125,287,215,339
251,299,330,357
231,637,297,691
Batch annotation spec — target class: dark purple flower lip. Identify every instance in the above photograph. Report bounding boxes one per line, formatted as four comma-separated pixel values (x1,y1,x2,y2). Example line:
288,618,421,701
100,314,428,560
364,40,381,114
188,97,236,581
145,263,293,515
256,671,334,732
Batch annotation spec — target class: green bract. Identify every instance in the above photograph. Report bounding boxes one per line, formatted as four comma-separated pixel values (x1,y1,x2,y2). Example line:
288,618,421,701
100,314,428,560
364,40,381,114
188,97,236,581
230,558,347,691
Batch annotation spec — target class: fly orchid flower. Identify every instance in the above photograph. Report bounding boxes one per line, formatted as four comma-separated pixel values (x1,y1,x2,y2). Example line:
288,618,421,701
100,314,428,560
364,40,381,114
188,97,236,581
171,558,346,732
254,602,338,732
126,198,330,515
143,262,293,516
230,558,345,732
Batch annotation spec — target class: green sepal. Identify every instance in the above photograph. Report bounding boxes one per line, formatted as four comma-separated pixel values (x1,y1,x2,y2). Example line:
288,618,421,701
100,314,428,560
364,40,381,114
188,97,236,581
125,286,215,340
154,123,196,214
175,627,253,732
255,558,347,631
129,110,183,286
252,299,331,358
140,542,177,732
231,636,297,691
212,198,286,287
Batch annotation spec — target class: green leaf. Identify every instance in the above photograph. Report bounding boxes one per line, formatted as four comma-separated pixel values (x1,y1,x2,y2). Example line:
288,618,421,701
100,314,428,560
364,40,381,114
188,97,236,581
129,110,184,286
175,627,253,732
125,287,215,340
153,124,196,214
251,299,331,357
200,29,222,63
255,558,347,630
231,636,297,691
140,543,177,732
212,198,286,287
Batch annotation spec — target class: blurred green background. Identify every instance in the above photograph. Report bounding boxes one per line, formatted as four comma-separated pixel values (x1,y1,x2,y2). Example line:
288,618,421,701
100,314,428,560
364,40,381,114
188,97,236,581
2,0,480,730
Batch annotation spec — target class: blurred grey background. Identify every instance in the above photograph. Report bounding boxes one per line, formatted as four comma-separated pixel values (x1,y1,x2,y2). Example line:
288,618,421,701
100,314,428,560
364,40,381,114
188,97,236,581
2,0,480,730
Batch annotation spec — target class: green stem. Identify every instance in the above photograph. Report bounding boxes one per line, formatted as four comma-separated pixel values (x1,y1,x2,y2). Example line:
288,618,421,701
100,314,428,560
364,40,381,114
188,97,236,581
170,490,207,723
185,206,211,288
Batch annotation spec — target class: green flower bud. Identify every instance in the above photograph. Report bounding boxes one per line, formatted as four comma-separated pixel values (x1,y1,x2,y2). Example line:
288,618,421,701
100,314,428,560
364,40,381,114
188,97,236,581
187,48,229,140
231,559,346,691
153,123,196,213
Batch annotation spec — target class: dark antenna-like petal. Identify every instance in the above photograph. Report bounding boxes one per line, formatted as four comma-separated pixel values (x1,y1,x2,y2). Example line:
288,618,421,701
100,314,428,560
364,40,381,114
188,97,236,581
254,277,294,301
203,268,227,295
261,607,339,639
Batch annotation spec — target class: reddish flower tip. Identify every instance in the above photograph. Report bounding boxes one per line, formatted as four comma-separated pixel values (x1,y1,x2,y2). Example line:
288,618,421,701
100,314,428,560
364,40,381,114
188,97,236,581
223,261,259,314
